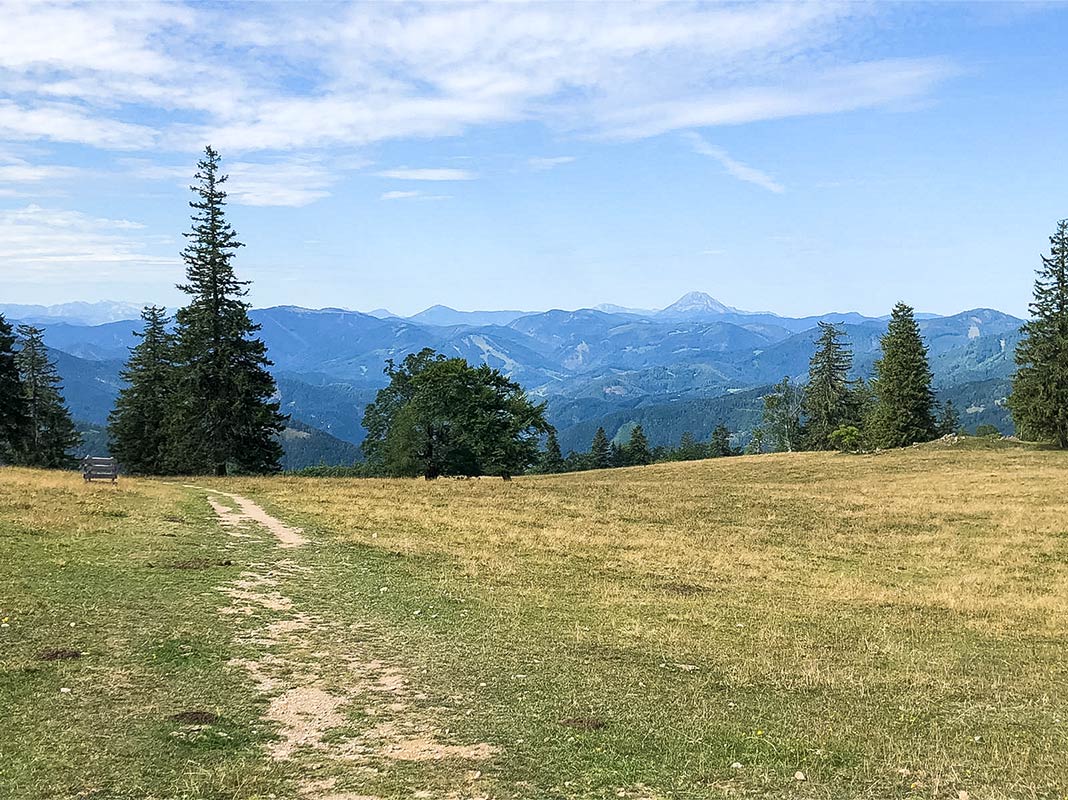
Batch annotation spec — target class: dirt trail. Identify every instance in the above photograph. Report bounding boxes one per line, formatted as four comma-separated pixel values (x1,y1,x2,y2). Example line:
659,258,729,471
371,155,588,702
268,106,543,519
185,487,307,547
190,487,495,799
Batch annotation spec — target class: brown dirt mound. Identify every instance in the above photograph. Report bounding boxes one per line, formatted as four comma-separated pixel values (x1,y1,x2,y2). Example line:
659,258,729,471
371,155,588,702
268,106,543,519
38,648,82,661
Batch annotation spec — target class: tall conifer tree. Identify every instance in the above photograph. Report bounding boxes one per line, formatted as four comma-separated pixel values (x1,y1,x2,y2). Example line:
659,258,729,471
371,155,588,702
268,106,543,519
169,147,285,475
937,399,961,436
626,424,652,466
803,322,854,449
1008,219,1068,446
0,314,27,463
590,427,611,469
869,303,936,448
15,324,80,468
109,306,176,474
709,424,733,457
541,429,564,473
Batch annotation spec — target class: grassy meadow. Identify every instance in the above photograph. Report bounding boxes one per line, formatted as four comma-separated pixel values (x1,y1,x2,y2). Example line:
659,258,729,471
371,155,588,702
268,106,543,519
3,442,1068,798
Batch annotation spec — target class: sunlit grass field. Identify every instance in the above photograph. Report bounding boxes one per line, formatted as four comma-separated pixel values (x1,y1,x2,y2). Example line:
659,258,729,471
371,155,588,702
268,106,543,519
3,442,1068,798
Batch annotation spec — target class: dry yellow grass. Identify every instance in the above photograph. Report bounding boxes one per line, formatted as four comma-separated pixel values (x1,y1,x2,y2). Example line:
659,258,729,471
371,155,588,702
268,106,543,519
5,445,1068,798
216,444,1068,797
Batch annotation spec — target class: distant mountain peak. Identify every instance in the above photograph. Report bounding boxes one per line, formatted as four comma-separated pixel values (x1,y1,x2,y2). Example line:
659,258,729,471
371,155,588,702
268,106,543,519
659,291,738,317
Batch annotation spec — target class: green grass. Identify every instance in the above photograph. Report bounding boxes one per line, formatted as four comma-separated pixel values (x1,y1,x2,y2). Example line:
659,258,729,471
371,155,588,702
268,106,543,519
4,446,1068,798
0,472,288,799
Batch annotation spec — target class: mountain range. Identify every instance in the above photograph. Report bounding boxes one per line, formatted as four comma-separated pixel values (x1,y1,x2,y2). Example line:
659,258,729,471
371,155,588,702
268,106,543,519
1,292,1022,466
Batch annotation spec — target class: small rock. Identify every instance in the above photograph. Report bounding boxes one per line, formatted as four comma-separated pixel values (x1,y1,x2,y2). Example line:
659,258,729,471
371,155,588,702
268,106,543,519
794,771,806,782
60,687,71,694
730,762,743,769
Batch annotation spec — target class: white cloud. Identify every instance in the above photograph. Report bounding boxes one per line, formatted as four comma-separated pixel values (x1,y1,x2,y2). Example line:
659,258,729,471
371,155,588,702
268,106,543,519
528,156,575,170
0,3,955,155
225,159,336,207
380,190,450,201
686,133,784,194
376,168,475,181
0,205,175,285
0,100,157,149
123,155,346,207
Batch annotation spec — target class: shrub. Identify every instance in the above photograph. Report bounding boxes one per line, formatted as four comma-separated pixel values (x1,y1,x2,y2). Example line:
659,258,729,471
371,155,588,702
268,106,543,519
829,424,866,453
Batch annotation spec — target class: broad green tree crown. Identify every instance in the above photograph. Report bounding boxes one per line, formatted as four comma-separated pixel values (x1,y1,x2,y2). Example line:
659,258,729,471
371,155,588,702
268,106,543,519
362,347,551,479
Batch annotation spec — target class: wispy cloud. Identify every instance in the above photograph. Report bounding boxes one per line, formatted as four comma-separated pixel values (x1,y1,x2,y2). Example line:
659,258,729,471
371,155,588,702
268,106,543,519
0,204,175,286
0,3,955,155
380,190,450,201
124,155,345,207
376,168,475,181
528,156,575,171
685,132,784,194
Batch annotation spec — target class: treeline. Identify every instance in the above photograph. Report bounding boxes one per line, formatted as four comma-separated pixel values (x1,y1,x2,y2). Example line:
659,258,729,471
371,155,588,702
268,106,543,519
0,318,80,467
529,422,738,474
748,303,950,454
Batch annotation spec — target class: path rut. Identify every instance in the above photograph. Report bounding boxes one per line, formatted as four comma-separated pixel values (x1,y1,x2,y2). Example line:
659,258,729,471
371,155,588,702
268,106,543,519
190,487,496,800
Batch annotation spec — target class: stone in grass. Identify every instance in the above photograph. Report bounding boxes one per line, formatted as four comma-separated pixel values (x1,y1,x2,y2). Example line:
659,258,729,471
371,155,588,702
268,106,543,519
794,771,806,782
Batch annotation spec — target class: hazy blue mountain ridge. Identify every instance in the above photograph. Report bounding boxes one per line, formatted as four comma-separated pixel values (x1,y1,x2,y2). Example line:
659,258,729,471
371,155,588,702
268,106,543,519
11,293,1026,463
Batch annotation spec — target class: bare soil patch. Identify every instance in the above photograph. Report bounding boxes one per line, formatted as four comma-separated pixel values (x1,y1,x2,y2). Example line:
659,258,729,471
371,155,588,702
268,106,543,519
560,716,607,731
197,486,498,791
38,648,82,661
171,710,219,725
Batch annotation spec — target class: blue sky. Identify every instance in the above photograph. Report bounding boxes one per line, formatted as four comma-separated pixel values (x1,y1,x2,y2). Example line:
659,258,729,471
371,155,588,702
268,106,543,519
1,1,1065,318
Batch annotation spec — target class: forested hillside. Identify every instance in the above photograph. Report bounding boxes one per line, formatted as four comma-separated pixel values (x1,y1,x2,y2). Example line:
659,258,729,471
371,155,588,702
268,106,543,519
10,295,1023,464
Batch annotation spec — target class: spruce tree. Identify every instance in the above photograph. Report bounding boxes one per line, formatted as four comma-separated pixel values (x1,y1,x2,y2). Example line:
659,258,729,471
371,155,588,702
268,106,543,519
108,306,176,474
709,424,733,457
803,322,854,449
541,429,564,473
15,324,80,468
169,146,286,475
626,424,651,466
677,431,705,461
1008,219,1068,446
869,302,937,448
937,399,961,437
590,427,611,469
0,314,27,464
